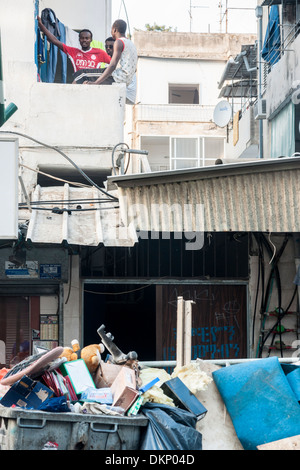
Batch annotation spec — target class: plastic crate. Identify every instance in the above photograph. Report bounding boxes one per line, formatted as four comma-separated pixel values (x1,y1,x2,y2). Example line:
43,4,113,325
0,406,148,450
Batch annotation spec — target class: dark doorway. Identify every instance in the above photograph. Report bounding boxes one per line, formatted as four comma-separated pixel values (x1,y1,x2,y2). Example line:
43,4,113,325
83,283,156,361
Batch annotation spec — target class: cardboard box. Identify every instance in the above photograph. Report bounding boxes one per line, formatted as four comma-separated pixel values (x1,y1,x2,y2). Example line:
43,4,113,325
110,366,139,412
161,377,207,421
0,375,53,409
60,359,95,395
94,361,123,388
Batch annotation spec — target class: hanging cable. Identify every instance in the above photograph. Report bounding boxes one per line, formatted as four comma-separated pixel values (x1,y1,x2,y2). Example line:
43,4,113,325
262,285,298,356
257,233,290,357
0,130,118,201
251,233,264,346
122,0,131,38
20,163,91,188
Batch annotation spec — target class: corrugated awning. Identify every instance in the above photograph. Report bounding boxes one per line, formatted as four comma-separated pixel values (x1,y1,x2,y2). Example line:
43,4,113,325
218,44,257,90
108,157,300,234
261,0,296,5
23,184,138,247
218,79,257,98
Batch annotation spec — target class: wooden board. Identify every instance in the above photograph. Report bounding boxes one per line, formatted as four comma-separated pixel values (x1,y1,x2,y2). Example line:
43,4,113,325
157,284,248,361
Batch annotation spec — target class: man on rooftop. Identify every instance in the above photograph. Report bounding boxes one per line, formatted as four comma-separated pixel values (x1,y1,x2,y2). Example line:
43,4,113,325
85,19,137,104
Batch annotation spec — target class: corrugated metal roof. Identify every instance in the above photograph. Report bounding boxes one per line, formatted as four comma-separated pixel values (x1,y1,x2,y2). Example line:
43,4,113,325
261,0,295,5
108,157,300,233
24,184,138,247
218,44,257,90
218,80,257,98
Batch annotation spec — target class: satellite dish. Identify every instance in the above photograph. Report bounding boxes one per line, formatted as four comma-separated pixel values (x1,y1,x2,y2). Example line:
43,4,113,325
213,100,232,128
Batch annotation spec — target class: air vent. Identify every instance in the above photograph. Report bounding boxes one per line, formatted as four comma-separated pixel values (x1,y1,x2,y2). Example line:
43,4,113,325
254,99,267,120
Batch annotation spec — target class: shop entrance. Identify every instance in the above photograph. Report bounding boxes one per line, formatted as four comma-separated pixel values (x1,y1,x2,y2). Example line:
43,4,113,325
83,283,157,361
83,282,248,362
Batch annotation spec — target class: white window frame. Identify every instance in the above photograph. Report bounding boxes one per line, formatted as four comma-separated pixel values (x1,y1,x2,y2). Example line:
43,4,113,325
139,135,226,172
168,84,201,105
170,136,226,169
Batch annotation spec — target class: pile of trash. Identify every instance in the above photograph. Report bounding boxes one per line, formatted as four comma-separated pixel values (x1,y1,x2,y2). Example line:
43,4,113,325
2,324,299,450
0,325,210,450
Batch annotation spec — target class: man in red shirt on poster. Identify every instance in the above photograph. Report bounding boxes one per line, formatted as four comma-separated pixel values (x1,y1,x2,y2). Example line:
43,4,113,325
37,16,111,83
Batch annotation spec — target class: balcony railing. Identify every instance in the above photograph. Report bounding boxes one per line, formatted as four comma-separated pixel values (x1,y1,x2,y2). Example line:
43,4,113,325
134,104,215,123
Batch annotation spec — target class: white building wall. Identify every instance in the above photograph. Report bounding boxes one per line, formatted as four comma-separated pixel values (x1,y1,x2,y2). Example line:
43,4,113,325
137,57,225,105
39,0,112,41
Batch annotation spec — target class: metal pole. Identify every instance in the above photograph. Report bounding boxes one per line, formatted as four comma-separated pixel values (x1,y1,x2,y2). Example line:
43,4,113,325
256,6,264,159
139,357,300,368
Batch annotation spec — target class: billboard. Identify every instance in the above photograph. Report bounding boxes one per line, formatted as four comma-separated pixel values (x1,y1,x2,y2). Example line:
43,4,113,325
0,138,18,239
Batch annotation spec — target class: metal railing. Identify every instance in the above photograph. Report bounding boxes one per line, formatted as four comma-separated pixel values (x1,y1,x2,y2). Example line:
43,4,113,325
135,103,215,123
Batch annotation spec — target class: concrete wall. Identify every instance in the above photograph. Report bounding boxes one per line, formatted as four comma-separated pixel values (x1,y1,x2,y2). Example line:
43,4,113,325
133,31,257,61
265,33,300,119
63,255,82,346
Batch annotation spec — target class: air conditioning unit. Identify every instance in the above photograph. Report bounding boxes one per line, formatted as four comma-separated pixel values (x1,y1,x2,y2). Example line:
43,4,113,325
254,99,267,120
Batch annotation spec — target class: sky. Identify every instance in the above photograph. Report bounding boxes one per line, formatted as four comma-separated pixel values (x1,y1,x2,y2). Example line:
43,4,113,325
111,0,258,35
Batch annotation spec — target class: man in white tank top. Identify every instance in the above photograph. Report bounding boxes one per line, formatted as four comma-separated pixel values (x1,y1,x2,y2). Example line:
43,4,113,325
85,19,137,104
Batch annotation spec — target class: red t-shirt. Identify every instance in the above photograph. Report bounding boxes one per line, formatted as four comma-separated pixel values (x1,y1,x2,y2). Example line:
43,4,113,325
62,44,111,72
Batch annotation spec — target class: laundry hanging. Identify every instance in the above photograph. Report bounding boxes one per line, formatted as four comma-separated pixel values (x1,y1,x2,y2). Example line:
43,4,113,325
262,5,281,66
40,8,67,83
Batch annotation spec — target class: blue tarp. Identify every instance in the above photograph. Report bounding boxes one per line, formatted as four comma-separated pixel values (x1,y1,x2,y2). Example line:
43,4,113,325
262,5,281,66
282,363,300,402
212,357,300,450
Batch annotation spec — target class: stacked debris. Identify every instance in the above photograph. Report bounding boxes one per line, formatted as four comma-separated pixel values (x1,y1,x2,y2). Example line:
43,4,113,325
2,324,298,450
0,324,208,450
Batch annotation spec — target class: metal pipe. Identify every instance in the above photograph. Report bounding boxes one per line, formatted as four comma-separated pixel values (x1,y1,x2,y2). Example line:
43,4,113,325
256,6,264,159
139,357,300,368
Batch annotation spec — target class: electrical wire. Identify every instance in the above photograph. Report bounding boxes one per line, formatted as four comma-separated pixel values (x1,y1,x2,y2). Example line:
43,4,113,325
0,130,118,201
251,233,264,346
262,285,298,356
19,199,116,207
26,205,119,213
268,232,276,264
20,163,91,188
256,233,290,357
84,283,156,296
122,0,131,38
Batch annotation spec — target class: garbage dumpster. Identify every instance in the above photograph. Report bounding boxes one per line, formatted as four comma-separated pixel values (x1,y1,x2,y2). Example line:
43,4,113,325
0,406,148,450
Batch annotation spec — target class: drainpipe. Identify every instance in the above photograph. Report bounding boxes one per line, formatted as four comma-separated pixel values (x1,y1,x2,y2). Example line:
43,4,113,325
256,6,264,159
0,30,17,127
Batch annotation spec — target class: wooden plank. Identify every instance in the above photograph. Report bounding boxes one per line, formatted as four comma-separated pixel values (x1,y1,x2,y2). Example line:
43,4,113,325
156,285,163,360
176,296,184,368
183,300,194,365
